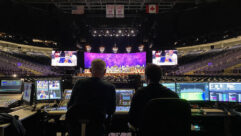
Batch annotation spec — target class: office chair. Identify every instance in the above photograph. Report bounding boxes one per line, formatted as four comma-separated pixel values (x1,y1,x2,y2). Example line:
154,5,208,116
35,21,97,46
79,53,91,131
66,106,111,136
140,98,191,136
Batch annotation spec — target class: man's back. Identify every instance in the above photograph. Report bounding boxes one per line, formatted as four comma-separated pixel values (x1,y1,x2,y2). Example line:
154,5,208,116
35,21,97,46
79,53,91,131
129,83,179,128
66,77,116,136
67,77,116,121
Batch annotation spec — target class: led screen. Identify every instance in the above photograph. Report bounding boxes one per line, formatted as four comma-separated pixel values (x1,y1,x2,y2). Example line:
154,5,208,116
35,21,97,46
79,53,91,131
209,82,241,102
115,89,135,112
0,80,22,93
143,83,176,92
152,50,178,66
84,52,146,69
23,83,32,103
176,83,209,101
51,51,77,66
36,80,61,100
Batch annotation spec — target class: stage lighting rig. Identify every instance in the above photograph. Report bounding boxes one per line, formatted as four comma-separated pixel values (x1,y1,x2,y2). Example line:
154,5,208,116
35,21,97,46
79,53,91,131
91,28,137,37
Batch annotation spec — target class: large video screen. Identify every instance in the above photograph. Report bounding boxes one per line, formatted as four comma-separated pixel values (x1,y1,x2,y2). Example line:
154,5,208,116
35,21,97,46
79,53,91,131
209,82,241,102
176,83,209,101
0,80,22,93
51,51,77,66
84,52,146,73
152,50,178,66
36,80,61,100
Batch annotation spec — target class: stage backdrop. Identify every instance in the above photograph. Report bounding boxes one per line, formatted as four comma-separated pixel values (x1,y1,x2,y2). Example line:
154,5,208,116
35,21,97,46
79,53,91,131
84,52,146,68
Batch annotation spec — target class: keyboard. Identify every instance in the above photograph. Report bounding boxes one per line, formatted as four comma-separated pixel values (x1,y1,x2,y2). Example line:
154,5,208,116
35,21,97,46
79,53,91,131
45,106,67,115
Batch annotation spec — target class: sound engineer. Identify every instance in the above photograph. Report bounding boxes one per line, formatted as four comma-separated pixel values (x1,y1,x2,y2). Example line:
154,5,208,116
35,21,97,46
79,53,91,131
66,59,116,136
129,64,179,128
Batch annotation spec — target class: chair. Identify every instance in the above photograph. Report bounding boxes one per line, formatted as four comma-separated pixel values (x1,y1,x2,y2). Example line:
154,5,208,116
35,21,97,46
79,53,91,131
66,106,110,136
140,98,191,136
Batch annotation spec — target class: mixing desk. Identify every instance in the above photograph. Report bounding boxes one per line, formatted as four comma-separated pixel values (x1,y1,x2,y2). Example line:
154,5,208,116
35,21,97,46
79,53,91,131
0,94,22,108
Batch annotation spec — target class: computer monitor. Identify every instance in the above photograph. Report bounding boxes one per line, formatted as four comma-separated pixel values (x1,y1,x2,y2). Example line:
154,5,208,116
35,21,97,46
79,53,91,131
36,80,49,100
36,80,62,101
176,83,209,101
209,82,241,102
143,83,176,92
115,89,135,112
49,80,61,100
63,89,72,100
143,83,147,87
0,80,22,93
22,82,33,105
161,83,176,92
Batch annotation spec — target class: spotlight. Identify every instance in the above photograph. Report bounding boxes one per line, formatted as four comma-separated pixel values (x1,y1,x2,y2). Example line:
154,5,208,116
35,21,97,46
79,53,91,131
94,30,97,34
106,30,109,34
13,74,17,77
99,46,105,53
116,34,119,37
85,45,92,52
131,30,134,33
126,46,132,53
118,30,122,33
138,44,145,52
112,46,118,53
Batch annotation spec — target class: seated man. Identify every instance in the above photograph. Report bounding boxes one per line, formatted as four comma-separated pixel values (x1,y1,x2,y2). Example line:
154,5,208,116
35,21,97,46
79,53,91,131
66,59,116,136
129,64,179,128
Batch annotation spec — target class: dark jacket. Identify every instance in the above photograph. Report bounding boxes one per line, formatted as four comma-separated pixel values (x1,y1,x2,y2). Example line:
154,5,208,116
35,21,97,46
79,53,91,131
129,83,179,128
67,77,116,122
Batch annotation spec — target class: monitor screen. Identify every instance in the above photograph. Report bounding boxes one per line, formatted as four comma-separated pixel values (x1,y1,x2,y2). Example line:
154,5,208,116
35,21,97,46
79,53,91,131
116,89,134,112
64,89,72,100
36,80,49,100
161,83,176,92
0,80,22,93
23,83,32,103
209,82,241,102
176,83,209,101
143,83,147,87
152,50,178,66
84,52,146,73
143,83,176,92
51,51,77,66
49,80,61,100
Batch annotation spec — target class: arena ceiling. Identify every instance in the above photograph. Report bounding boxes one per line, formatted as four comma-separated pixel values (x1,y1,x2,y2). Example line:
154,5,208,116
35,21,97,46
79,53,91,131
20,0,195,14
0,0,241,50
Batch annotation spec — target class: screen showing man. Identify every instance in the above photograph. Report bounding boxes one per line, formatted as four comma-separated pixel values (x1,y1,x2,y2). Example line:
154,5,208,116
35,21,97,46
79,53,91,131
152,50,178,66
209,82,241,102
49,80,61,100
51,51,77,66
36,80,49,100
115,89,134,112
23,83,32,103
176,83,209,101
